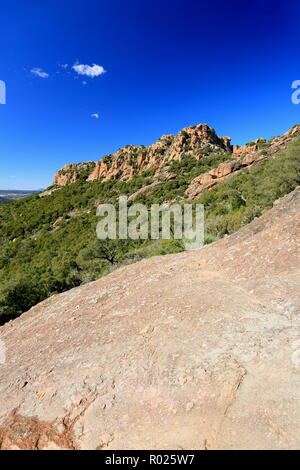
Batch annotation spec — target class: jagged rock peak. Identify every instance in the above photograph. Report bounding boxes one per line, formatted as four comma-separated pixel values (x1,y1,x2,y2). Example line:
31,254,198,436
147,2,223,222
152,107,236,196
53,124,232,186
53,161,96,186
52,124,300,189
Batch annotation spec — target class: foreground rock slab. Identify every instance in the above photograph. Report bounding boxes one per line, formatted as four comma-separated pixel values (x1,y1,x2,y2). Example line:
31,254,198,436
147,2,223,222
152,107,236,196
0,188,299,450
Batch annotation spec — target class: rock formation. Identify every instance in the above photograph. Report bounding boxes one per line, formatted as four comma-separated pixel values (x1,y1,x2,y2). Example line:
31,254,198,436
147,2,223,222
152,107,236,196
53,162,96,186
87,124,231,183
0,187,299,450
186,125,300,199
53,124,232,186
52,125,300,206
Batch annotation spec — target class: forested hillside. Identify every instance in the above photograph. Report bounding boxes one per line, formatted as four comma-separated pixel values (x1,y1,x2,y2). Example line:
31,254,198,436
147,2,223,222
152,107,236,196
0,129,299,324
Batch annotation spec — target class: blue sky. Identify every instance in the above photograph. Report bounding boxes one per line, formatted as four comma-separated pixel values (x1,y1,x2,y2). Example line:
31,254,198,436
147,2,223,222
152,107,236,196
0,0,300,189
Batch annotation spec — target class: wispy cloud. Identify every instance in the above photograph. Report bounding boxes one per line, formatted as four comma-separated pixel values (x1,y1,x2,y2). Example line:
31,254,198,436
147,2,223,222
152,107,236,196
91,113,100,119
31,67,49,78
73,63,106,77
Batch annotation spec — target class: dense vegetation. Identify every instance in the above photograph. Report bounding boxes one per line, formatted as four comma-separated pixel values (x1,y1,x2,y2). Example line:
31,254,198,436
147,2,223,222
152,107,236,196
0,135,299,324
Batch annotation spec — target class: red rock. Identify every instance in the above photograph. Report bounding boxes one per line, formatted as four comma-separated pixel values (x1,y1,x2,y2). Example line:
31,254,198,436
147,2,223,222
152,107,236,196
186,126,300,199
55,124,233,186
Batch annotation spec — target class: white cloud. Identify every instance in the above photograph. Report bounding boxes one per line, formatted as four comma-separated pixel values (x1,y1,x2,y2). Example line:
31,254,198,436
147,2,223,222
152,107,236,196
73,63,106,77
60,63,68,68
82,81,87,85
31,67,49,78
91,113,100,119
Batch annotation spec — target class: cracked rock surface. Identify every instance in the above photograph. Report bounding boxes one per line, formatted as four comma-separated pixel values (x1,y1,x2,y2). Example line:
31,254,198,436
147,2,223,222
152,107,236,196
0,188,299,450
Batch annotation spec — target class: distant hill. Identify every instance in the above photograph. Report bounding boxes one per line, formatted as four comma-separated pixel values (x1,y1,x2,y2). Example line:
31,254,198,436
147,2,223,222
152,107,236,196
0,189,42,203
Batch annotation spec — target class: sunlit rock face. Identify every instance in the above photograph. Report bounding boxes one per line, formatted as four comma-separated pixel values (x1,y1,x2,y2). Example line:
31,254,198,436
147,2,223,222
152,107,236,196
53,124,232,186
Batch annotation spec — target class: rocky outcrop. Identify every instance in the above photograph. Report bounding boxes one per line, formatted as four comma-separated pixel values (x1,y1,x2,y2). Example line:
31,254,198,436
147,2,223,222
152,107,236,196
186,154,264,199
87,124,232,183
0,188,299,450
232,142,260,159
186,125,300,199
52,125,300,195
52,125,232,187
53,162,96,186
39,187,62,198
